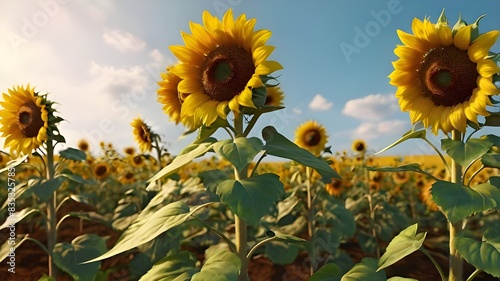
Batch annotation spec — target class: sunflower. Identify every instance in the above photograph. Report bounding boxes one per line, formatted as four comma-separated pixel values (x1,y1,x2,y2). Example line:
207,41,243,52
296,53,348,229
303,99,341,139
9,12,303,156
294,120,328,156
131,117,153,153
157,66,199,130
119,171,135,184
168,9,283,126
123,146,136,156
389,12,500,134
264,86,285,107
351,139,367,153
130,155,145,168
93,162,111,180
0,85,49,156
326,178,344,197
77,139,89,152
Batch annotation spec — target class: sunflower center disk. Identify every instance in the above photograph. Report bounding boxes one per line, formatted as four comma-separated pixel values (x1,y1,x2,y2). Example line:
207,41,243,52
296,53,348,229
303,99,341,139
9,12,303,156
419,46,478,107
304,130,321,146
16,101,44,138
201,45,255,101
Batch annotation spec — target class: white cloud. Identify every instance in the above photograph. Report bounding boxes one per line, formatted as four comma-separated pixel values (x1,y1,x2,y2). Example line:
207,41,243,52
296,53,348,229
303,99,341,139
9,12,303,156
89,60,152,96
103,29,146,52
293,107,302,115
342,93,399,121
308,94,333,111
352,120,407,140
149,49,164,63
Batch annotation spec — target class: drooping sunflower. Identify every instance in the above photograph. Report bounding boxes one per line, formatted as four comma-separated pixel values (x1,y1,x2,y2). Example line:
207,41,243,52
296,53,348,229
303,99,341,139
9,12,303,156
294,120,328,156
123,146,136,156
169,9,283,126
389,12,500,134
157,66,200,130
351,139,367,154
0,85,49,156
131,117,153,153
264,86,285,107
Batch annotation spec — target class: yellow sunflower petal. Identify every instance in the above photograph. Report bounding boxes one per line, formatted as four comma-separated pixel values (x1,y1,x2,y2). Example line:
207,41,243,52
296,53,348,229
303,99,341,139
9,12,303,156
453,25,472,51
477,59,500,78
468,30,499,62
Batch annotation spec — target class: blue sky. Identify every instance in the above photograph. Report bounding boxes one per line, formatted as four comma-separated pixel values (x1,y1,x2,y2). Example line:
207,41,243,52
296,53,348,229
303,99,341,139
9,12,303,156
1,0,499,157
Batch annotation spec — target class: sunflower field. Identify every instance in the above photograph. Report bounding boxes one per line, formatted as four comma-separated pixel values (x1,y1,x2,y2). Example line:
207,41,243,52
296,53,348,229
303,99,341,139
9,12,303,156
1,6,500,281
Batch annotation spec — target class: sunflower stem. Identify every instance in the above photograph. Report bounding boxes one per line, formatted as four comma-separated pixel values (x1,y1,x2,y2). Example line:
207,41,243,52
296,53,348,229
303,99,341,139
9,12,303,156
305,166,317,275
45,136,58,279
449,129,463,281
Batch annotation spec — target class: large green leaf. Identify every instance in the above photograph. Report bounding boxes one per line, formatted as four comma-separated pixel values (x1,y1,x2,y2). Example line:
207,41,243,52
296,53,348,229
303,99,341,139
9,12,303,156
261,126,340,183
86,202,210,262
213,137,263,173
0,207,39,230
480,134,500,146
310,263,342,281
490,176,500,188
212,173,285,227
431,181,497,223
375,128,427,155
455,227,500,277
59,147,87,161
366,163,436,180
1,181,29,210
192,251,241,281
377,224,426,271
52,234,107,281
58,169,88,184
324,201,356,238
0,234,28,263
481,153,500,169
441,138,493,167
342,257,386,281
33,177,65,202
265,241,300,265
139,251,198,281
146,139,215,190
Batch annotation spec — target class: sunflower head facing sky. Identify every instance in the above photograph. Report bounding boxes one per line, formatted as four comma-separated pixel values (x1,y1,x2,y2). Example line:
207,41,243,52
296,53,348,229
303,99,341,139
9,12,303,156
389,11,500,134
166,9,283,128
294,120,328,156
131,117,154,153
351,139,367,154
0,85,62,156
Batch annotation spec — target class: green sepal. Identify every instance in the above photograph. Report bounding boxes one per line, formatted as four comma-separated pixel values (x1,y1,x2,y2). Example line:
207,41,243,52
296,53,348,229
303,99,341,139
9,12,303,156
451,13,467,37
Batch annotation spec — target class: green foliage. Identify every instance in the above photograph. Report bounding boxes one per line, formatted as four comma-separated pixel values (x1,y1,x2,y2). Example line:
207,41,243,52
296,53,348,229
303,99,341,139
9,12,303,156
375,128,426,155
52,234,107,281
0,207,39,230
441,138,493,167
342,257,386,281
33,177,65,202
0,234,28,263
207,173,285,227
192,250,241,281
58,147,87,161
309,263,342,281
431,180,498,223
213,137,263,173
261,126,340,182
366,163,436,180
456,227,500,277
377,224,426,271
139,251,198,281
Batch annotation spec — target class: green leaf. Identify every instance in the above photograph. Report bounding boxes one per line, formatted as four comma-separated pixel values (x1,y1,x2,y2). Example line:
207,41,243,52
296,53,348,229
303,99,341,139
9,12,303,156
86,202,210,263
456,227,500,277
375,129,426,155
387,277,418,281
70,194,95,206
480,134,500,146
441,138,493,167
52,234,107,281
366,163,436,180
33,177,65,202
213,137,263,173
472,183,500,208
0,155,28,174
262,126,340,183
1,181,29,210
431,181,497,223
265,241,300,265
310,263,342,281
213,173,285,227
0,234,28,263
276,195,300,221
266,230,306,243
0,208,39,230
59,147,87,161
196,118,230,142
342,257,386,281
324,202,356,238
147,139,215,190
377,224,426,271
58,169,88,184
139,251,198,281
481,153,500,168
490,176,500,188
192,251,241,281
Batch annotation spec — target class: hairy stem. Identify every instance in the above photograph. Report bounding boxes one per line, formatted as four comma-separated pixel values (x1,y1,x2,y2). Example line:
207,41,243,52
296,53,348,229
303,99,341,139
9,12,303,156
449,129,463,281
46,137,58,278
